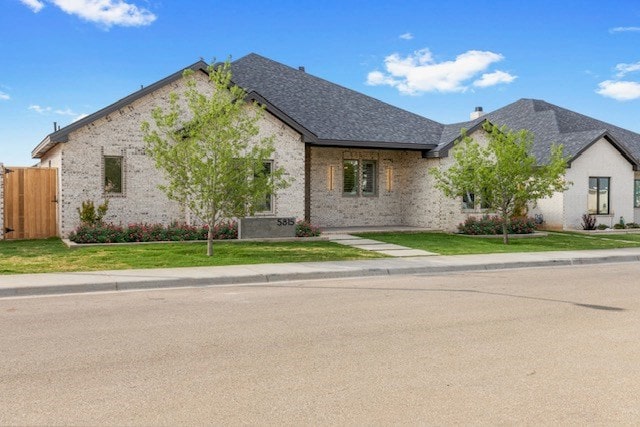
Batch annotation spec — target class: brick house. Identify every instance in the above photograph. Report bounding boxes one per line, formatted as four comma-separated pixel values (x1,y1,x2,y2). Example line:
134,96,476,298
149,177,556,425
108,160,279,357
22,53,640,237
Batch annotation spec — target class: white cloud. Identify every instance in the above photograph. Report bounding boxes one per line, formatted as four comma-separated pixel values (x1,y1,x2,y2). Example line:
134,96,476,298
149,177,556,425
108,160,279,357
366,48,515,94
19,0,156,27
615,61,640,77
53,107,77,116
0,91,10,101
399,32,413,40
596,80,640,101
19,0,45,12
609,26,640,33
29,104,52,113
29,104,88,119
473,70,517,87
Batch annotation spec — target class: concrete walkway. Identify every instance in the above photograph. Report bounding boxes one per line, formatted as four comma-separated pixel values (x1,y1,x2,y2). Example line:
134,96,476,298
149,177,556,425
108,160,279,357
2,247,640,297
325,233,437,257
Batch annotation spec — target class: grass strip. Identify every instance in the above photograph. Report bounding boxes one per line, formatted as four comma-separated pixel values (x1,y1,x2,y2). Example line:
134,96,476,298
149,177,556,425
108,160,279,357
355,231,640,256
0,238,384,275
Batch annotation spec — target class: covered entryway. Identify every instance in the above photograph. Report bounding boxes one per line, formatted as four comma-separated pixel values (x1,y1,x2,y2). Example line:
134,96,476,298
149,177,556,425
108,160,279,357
3,167,58,239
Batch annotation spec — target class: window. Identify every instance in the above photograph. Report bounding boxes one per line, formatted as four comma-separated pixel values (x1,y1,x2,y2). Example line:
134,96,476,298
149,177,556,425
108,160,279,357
361,161,377,196
588,177,610,215
103,156,123,194
254,160,273,212
462,191,475,210
342,160,377,197
261,161,273,212
462,190,489,210
343,160,359,196
635,179,640,208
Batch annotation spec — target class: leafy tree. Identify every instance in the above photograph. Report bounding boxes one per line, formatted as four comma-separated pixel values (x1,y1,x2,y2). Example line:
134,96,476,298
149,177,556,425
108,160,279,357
142,60,289,256
430,122,569,244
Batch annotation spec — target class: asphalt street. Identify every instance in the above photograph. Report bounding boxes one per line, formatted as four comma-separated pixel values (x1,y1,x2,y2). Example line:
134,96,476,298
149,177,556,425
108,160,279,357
1,263,640,424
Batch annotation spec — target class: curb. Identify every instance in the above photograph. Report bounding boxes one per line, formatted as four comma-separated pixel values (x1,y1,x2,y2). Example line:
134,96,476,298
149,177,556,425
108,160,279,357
2,253,640,298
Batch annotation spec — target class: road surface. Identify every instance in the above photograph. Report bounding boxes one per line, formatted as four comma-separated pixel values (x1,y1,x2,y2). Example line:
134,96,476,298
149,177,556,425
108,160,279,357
1,263,640,424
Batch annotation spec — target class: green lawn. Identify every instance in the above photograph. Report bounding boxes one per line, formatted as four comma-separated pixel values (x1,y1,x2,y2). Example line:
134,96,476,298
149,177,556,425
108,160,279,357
355,231,640,255
0,238,383,275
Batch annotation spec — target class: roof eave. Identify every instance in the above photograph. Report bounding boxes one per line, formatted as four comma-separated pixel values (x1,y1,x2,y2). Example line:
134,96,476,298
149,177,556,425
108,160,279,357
311,139,436,151
32,135,55,159
429,118,488,158
245,91,318,142
31,60,210,159
568,131,639,170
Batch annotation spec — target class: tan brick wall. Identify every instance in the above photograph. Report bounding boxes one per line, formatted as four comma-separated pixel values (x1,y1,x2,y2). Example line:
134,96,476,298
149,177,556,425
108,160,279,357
308,146,470,231
39,72,305,237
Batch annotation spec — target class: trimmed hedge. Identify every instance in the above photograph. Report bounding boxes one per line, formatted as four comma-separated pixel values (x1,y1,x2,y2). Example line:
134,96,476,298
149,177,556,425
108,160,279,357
69,221,237,243
69,219,322,243
458,216,537,235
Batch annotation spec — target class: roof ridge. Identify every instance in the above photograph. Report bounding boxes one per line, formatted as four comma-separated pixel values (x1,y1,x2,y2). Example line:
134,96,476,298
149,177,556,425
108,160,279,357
232,53,444,128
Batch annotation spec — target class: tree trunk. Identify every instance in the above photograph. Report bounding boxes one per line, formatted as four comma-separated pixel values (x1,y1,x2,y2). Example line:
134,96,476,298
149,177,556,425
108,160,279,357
207,225,214,256
502,216,510,244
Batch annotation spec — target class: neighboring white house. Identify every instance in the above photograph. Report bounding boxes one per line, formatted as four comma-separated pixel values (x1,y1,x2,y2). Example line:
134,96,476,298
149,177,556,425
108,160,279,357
19,53,640,237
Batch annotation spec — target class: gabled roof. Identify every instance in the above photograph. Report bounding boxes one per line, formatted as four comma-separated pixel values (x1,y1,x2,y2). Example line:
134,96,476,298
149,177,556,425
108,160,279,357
432,99,640,168
230,53,442,150
32,60,210,158
31,53,640,169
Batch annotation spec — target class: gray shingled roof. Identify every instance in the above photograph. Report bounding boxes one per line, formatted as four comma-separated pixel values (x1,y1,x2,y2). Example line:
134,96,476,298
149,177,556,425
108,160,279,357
230,53,442,148
435,99,640,167
31,53,640,169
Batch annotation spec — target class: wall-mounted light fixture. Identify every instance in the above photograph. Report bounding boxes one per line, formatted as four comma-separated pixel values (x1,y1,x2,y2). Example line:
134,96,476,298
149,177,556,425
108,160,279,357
327,165,335,191
386,166,393,192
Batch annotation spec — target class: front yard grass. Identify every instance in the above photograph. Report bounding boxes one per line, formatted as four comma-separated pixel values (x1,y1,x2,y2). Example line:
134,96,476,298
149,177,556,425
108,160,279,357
355,231,640,255
0,238,383,275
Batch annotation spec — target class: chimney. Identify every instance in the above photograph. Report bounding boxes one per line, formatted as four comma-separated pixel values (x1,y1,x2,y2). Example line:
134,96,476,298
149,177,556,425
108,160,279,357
53,122,58,132
298,66,305,72
470,106,484,120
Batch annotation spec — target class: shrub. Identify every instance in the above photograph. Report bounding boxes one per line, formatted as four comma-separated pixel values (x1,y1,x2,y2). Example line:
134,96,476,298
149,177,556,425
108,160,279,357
613,223,626,229
69,221,237,243
457,216,536,235
626,222,640,229
596,224,609,230
68,223,125,244
295,220,321,237
77,200,109,226
581,214,597,231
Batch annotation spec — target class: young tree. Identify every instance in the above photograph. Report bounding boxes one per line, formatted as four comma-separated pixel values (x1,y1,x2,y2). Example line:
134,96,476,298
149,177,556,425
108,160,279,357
430,122,569,244
142,60,289,256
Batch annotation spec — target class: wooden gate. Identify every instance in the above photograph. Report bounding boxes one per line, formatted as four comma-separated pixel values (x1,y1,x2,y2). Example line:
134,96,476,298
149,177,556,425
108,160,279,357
3,167,58,240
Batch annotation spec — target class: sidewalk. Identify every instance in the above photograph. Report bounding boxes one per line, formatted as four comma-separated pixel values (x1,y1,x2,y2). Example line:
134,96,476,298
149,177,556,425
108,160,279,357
2,247,640,297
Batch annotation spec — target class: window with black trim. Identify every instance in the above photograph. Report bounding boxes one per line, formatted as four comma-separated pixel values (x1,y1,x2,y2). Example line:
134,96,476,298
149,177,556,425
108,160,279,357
343,160,359,196
462,190,490,210
104,156,123,194
361,160,377,196
588,177,610,215
343,160,377,197
462,191,475,210
635,179,640,208
260,161,273,212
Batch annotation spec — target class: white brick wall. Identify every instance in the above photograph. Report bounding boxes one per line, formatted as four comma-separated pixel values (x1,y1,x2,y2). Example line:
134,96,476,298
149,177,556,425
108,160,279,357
39,72,305,237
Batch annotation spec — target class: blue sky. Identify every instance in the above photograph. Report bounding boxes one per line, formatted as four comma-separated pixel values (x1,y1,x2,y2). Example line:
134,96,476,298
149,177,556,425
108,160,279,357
1,0,639,165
